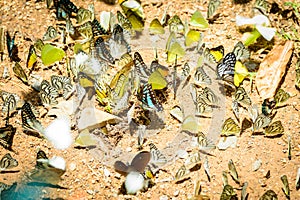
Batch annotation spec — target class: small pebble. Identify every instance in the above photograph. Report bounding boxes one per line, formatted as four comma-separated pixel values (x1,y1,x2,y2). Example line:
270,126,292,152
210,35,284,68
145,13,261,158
160,195,168,200
173,190,180,197
126,147,132,152
252,159,262,171
69,162,76,171
103,168,110,177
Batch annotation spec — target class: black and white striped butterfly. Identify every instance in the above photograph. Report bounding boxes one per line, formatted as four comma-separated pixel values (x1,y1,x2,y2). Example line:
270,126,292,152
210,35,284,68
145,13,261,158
109,24,131,59
91,19,109,37
40,80,59,106
0,153,18,171
216,52,236,79
139,83,163,111
95,37,115,64
133,52,151,83
194,66,211,85
0,124,16,151
197,86,218,105
148,143,167,173
51,75,74,99
21,102,45,135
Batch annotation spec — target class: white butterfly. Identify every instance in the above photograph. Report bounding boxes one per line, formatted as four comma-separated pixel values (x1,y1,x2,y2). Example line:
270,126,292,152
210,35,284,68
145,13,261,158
44,116,73,150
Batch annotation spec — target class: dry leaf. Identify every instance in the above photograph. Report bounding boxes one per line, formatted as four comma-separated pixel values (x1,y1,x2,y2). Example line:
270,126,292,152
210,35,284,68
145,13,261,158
256,41,293,99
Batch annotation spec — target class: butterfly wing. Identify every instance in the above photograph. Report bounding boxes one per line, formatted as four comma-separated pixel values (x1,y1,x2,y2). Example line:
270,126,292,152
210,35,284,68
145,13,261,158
130,151,151,173
0,124,16,150
13,63,28,84
216,52,236,79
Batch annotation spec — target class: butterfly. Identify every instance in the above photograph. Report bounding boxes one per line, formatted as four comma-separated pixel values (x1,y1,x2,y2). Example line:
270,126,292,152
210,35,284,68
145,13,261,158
234,86,251,106
51,75,74,99
120,0,145,20
168,15,184,34
194,66,212,85
95,37,115,64
110,73,129,100
26,45,37,70
233,41,250,61
55,0,78,20
76,22,93,42
252,114,271,132
182,115,201,133
148,143,167,173
264,121,284,137
0,27,4,61
149,18,165,35
43,26,59,41
220,185,237,200
262,99,276,116
13,63,28,85
0,124,16,151
138,83,163,111
133,52,151,83
274,88,290,105
295,68,300,90
91,19,109,37
148,69,168,90
6,31,20,62
232,100,239,120
117,11,134,35
114,151,151,176
184,151,201,169
34,39,45,54
209,45,224,63
216,52,236,79
207,0,221,20
281,175,290,199
0,153,18,171
174,165,190,182
260,190,278,200
195,99,212,117
221,118,241,136
109,24,131,59
76,7,94,25
228,159,240,184
28,154,66,185
197,86,218,105
40,80,59,106
1,94,18,115
123,9,144,32
296,168,300,190
21,102,45,135
36,150,48,169
254,0,269,15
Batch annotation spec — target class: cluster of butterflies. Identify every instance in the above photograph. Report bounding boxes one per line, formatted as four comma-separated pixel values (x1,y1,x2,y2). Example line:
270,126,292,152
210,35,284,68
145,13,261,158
0,149,66,198
0,0,299,198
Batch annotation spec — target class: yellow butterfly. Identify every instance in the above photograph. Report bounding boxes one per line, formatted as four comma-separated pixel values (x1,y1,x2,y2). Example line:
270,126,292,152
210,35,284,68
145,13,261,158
26,45,37,70
221,118,240,136
149,18,165,35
